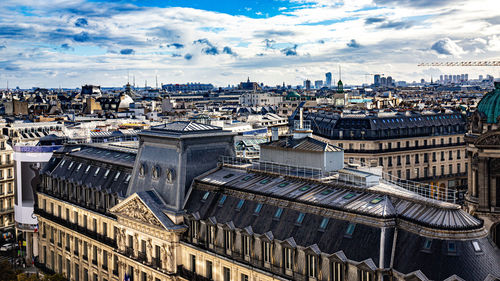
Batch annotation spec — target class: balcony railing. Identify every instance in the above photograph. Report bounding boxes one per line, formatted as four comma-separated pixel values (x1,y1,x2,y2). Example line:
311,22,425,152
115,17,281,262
34,207,117,248
342,142,466,154
177,265,212,281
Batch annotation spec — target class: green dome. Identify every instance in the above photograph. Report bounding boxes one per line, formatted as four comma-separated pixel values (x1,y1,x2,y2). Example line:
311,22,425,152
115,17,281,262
286,91,301,98
477,81,500,123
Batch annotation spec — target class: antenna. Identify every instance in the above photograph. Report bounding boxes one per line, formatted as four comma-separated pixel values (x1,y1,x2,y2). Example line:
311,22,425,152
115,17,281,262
127,70,130,84
339,65,342,81
133,75,135,88
156,75,158,90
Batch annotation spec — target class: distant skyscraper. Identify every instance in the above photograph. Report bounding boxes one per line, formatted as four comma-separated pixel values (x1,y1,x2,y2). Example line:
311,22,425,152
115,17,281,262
305,79,311,90
465,74,468,81
374,74,381,86
479,75,483,81
325,72,332,88
386,76,393,87
440,75,444,83
380,77,387,87
314,80,323,89
421,78,425,84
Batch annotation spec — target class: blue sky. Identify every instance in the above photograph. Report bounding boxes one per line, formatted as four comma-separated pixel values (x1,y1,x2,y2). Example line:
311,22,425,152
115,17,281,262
0,0,499,88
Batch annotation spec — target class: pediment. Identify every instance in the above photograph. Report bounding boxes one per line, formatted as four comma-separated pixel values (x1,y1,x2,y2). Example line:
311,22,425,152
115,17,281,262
110,195,163,228
475,130,500,147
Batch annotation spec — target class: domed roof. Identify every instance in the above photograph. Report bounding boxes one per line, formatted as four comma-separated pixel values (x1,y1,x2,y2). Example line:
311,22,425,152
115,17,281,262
118,94,134,109
286,91,301,98
477,81,500,123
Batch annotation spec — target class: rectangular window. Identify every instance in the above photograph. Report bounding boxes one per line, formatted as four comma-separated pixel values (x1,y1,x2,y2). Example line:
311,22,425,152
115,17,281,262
415,154,419,164
218,195,227,206
263,241,271,263
236,199,245,210
206,261,213,280
296,213,305,225
274,208,283,219
223,267,231,281
254,203,263,214
208,225,215,245
224,230,233,251
241,274,248,281
457,150,461,159
284,247,292,270
319,218,329,230
345,223,356,236
243,235,250,257
331,261,344,281
66,259,71,279
360,270,373,281
307,255,316,278
190,254,196,273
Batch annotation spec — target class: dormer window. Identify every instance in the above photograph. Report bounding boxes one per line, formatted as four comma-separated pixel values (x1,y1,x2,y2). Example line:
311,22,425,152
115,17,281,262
284,247,293,271
345,223,356,237
263,241,271,263
114,171,121,181
330,261,344,281
307,254,317,278
274,208,283,219
85,165,91,174
296,213,305,225
236,199,245,210
218,195,227,206
254,203,263,214
242,235,251,257
94,167,100,177
202,191,210,201
139,163,146,176
104,169,110,178
153,166,161,179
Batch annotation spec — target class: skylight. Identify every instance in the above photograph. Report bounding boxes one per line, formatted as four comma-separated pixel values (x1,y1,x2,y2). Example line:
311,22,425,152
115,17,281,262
321,189,333,195
370,197,384,204
202,191,210,201
299,185,311,192
296,213,305,224
236,199,245,210
274,208,283,219
472,241,481,252
254,203,263,214
319,218,329,230
345,223,356,236
218,195,227,206
278,182,289,188
343,193,356,200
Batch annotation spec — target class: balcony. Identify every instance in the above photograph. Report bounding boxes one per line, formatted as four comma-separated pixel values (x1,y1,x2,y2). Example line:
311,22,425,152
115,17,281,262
0,208,14,215
343,142,466,154
177,265,212,281
34,207,117,248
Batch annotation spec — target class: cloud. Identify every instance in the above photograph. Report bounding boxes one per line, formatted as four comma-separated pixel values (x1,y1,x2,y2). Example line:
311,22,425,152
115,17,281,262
168,43,184,49
346,39,360,48
193,38,219,55
365,17,385,24
184,53,192,60
75,18,88,27
263,39,276,49
254,30,296,38
378,21,413,29
222,46,236,56
120,48,134,55
171,53,181,57
0,45,5,50
430,38,465,56
73,31,90,42
373,0,458,7
281,45,298,56
61,43,73,51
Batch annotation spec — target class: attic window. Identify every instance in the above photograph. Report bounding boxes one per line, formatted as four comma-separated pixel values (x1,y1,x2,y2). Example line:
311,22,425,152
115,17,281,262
236,199,245,210
125,174,131,182
278,182,289,188
343,193,356,200
274,208,283,219
223,173,234,179
76,163,82,171
423,239,432,250
447,242,456,253
299,185,311,192
242,176,253,181
259,179,270,184
85,165,91,174
218,195,227,206
68,162,74,169
321,189,333,195
202,191,210,201
319,218,329,230
114,171,121,181
60,160,66,166
296,213,305,224
94,167,100,176
472,241,481,252
345,223,356,236
254,203,263,214
370,197,384,204
104,169,110,178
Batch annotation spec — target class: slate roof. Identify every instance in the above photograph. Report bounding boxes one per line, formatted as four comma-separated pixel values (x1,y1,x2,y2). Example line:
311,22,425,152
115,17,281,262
195,167,481,230
261,136,342,152
151,121,222,133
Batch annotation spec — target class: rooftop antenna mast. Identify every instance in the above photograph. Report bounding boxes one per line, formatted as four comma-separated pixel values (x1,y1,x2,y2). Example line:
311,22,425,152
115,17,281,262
156,75,158,90
133,75,135,88
127,70,130,84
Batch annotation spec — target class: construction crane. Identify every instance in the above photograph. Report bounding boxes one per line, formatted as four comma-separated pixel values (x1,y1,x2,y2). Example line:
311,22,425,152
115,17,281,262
417,61,500,67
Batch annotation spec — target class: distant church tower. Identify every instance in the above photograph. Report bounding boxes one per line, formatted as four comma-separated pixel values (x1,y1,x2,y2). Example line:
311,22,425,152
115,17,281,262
465,79,500,247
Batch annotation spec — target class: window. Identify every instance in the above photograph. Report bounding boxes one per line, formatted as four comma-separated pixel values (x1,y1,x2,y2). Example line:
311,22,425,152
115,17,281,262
236,199,245,210
114,171,121,181
208,225,215,245
206,261,213,280
191,220,199,239
415,154,419,164
202,191,210,201
345,223,356,236
330,261,344,281
94,167,100,177
243,235,250,257
259,179,270,184
423,239,432,250
218,195,227,206
263,241,271,263
224,230,233,251
296,213,305,225
190,254,196,273
447,241,456,253
223,173,234,179
406,155,410,165
102,250,108,269
359,270,373,281
319,218,329,230
397,156,401,166
223,267,231,281
104,170,110,178
432,152,436,162
472,241,481,252
254,203,263,214
307,255,316,278
274,208,283,219
441,151,445,161
241,274,248,281
284,247,292,271
278,182,290,188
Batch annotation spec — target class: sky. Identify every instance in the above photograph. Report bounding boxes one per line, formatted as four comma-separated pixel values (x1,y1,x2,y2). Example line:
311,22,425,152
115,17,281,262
0,0,499,88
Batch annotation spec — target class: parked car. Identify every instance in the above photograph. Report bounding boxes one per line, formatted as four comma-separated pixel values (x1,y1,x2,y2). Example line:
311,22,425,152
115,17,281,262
0,243,16,251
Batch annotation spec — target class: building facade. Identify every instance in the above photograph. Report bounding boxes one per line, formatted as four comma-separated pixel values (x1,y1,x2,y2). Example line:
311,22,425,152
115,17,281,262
299,110,468,198
0,135,14,230
34,121,500,281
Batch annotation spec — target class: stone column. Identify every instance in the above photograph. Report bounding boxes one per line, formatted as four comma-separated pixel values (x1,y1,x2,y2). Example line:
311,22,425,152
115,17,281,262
26,231,33,264
33,232,38,259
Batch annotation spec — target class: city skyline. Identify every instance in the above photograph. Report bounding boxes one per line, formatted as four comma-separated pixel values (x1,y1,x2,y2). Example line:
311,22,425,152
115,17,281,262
0,0,499,88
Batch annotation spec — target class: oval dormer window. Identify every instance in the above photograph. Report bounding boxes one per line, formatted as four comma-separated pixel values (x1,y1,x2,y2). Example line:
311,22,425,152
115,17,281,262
139,163,147,176
153,166,161,179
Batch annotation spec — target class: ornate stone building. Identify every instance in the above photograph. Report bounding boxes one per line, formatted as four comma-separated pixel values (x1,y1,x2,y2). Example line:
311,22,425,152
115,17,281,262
35,121,500,281
465,80,500,247
0,134,14,230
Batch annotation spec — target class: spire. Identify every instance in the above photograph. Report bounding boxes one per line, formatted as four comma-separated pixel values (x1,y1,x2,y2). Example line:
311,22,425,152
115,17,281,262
247,77,250,83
